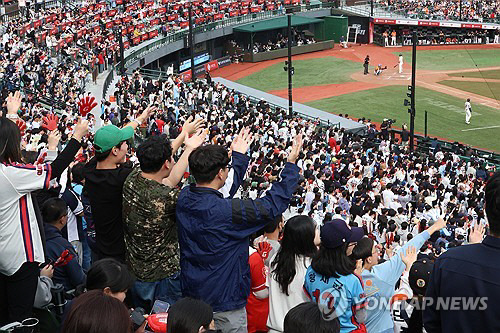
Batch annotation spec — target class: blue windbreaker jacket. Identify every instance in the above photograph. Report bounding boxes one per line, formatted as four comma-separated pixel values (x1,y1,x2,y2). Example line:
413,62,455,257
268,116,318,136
176,151,299,312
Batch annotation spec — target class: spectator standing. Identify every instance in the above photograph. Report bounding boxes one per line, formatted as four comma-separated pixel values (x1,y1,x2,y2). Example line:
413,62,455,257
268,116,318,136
122,131,205,310
424,172,500,332
83,107,152,262
352,214,446,333
303,219,367,333
176,131,302,333
0,92,88,325
267,215,319,333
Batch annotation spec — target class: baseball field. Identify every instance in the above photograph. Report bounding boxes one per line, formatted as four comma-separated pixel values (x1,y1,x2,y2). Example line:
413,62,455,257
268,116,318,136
211,44,500,152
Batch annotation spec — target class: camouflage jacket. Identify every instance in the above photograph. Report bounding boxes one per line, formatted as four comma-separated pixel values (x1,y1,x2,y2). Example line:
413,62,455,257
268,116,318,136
122,167,180,282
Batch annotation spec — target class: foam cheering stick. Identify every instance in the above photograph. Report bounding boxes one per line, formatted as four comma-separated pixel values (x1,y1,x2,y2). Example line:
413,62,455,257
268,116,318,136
42,114,59,131
16,118,27,135
78,96,97,117
54,249,74,267
35,151,48,165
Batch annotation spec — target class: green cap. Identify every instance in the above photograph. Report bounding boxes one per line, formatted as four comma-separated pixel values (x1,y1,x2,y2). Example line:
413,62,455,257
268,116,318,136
94,125,134,153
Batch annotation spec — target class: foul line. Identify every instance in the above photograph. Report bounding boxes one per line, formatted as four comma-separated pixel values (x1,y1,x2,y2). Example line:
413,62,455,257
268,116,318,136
461,125,500,132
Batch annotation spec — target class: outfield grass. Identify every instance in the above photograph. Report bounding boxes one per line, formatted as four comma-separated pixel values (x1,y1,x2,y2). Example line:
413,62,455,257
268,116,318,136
236,57,360,91
439,80,500,100
305,85,500,152
448,69,500,79
394,49,500,71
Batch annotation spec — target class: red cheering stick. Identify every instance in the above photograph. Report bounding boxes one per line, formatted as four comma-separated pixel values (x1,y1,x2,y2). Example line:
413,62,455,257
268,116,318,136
42,114,59,131
16,118,27,135
54,249,74,267
78,96,97,117
35,151,48,165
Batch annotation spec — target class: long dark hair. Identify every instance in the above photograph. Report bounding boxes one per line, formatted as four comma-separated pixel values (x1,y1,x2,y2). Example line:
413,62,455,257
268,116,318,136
311,244,356,278
0,117,22,163
167,297,214,333
62,290,131,333
271,215,317,296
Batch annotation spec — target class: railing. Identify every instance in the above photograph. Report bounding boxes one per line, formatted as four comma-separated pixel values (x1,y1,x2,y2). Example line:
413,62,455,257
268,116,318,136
336,0,500,23
391,129,500,166
120,2,335,70
1,0,63,23
238,90,341,129
102,66,115,102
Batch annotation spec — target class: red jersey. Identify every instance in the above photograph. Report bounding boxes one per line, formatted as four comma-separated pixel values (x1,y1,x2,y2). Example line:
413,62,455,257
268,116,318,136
246,249,269,333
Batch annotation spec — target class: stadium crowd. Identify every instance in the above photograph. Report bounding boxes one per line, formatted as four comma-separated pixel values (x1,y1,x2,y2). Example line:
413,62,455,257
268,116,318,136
378,0,499,22
0,64,499,333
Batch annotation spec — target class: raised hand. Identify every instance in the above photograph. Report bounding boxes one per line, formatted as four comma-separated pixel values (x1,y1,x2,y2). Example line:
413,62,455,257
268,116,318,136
182,116,205,135
429,217,447,235
185,129,207,150
6,91,22,115
400,246,417,270
231,127,253,154
287,134,303,163
73,118,89,142
137,105,156,124
47,130,61,151
78,96,98,117
469,222,485,244
42,114,59,131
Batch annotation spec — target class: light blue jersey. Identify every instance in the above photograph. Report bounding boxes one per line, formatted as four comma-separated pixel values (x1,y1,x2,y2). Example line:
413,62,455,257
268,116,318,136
362,231,430,333
304,267,367,333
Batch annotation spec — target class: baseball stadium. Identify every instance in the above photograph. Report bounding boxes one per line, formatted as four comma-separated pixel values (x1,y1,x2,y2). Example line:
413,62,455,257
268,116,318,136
2,0,500,331
214,43,500,151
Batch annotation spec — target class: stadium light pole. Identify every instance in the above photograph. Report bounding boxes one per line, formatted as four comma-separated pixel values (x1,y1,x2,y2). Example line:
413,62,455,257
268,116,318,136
409,31,417,152
287,14,293,117
459,0,462,21
189,4,195,81
118,29,125,75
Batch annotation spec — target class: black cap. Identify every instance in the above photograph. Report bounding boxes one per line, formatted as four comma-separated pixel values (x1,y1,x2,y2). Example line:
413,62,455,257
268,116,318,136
409,259,434,296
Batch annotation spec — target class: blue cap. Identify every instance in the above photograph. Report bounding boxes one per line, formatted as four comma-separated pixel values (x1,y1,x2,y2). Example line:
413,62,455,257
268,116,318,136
320,219,364,249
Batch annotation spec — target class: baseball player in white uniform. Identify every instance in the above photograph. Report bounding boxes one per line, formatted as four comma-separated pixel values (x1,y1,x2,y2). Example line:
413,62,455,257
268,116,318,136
465,98,472,124
398,54,404,74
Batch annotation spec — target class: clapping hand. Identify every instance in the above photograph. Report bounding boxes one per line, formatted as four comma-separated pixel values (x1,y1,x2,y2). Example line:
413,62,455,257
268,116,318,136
47,130,62,151
287,134,303,163
73,118,89,142
185,129,207,150
137,105,156,124
469,222,485,244
6,91,22,115
182,116,205,135
400,246,417,270
231,127,254,154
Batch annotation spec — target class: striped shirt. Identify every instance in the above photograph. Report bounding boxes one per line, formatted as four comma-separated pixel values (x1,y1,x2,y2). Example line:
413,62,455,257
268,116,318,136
0,162,51,276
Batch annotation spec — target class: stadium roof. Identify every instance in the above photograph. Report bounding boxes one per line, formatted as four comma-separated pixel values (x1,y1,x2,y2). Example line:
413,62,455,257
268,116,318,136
233,16,323,33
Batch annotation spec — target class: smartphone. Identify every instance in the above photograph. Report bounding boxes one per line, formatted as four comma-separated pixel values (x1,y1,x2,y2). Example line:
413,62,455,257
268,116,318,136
151,300,170,315
130,308,146,328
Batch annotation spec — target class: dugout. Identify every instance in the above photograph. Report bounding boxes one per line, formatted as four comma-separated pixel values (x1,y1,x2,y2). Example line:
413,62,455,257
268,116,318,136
372,19,500,46
232,15,334,62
